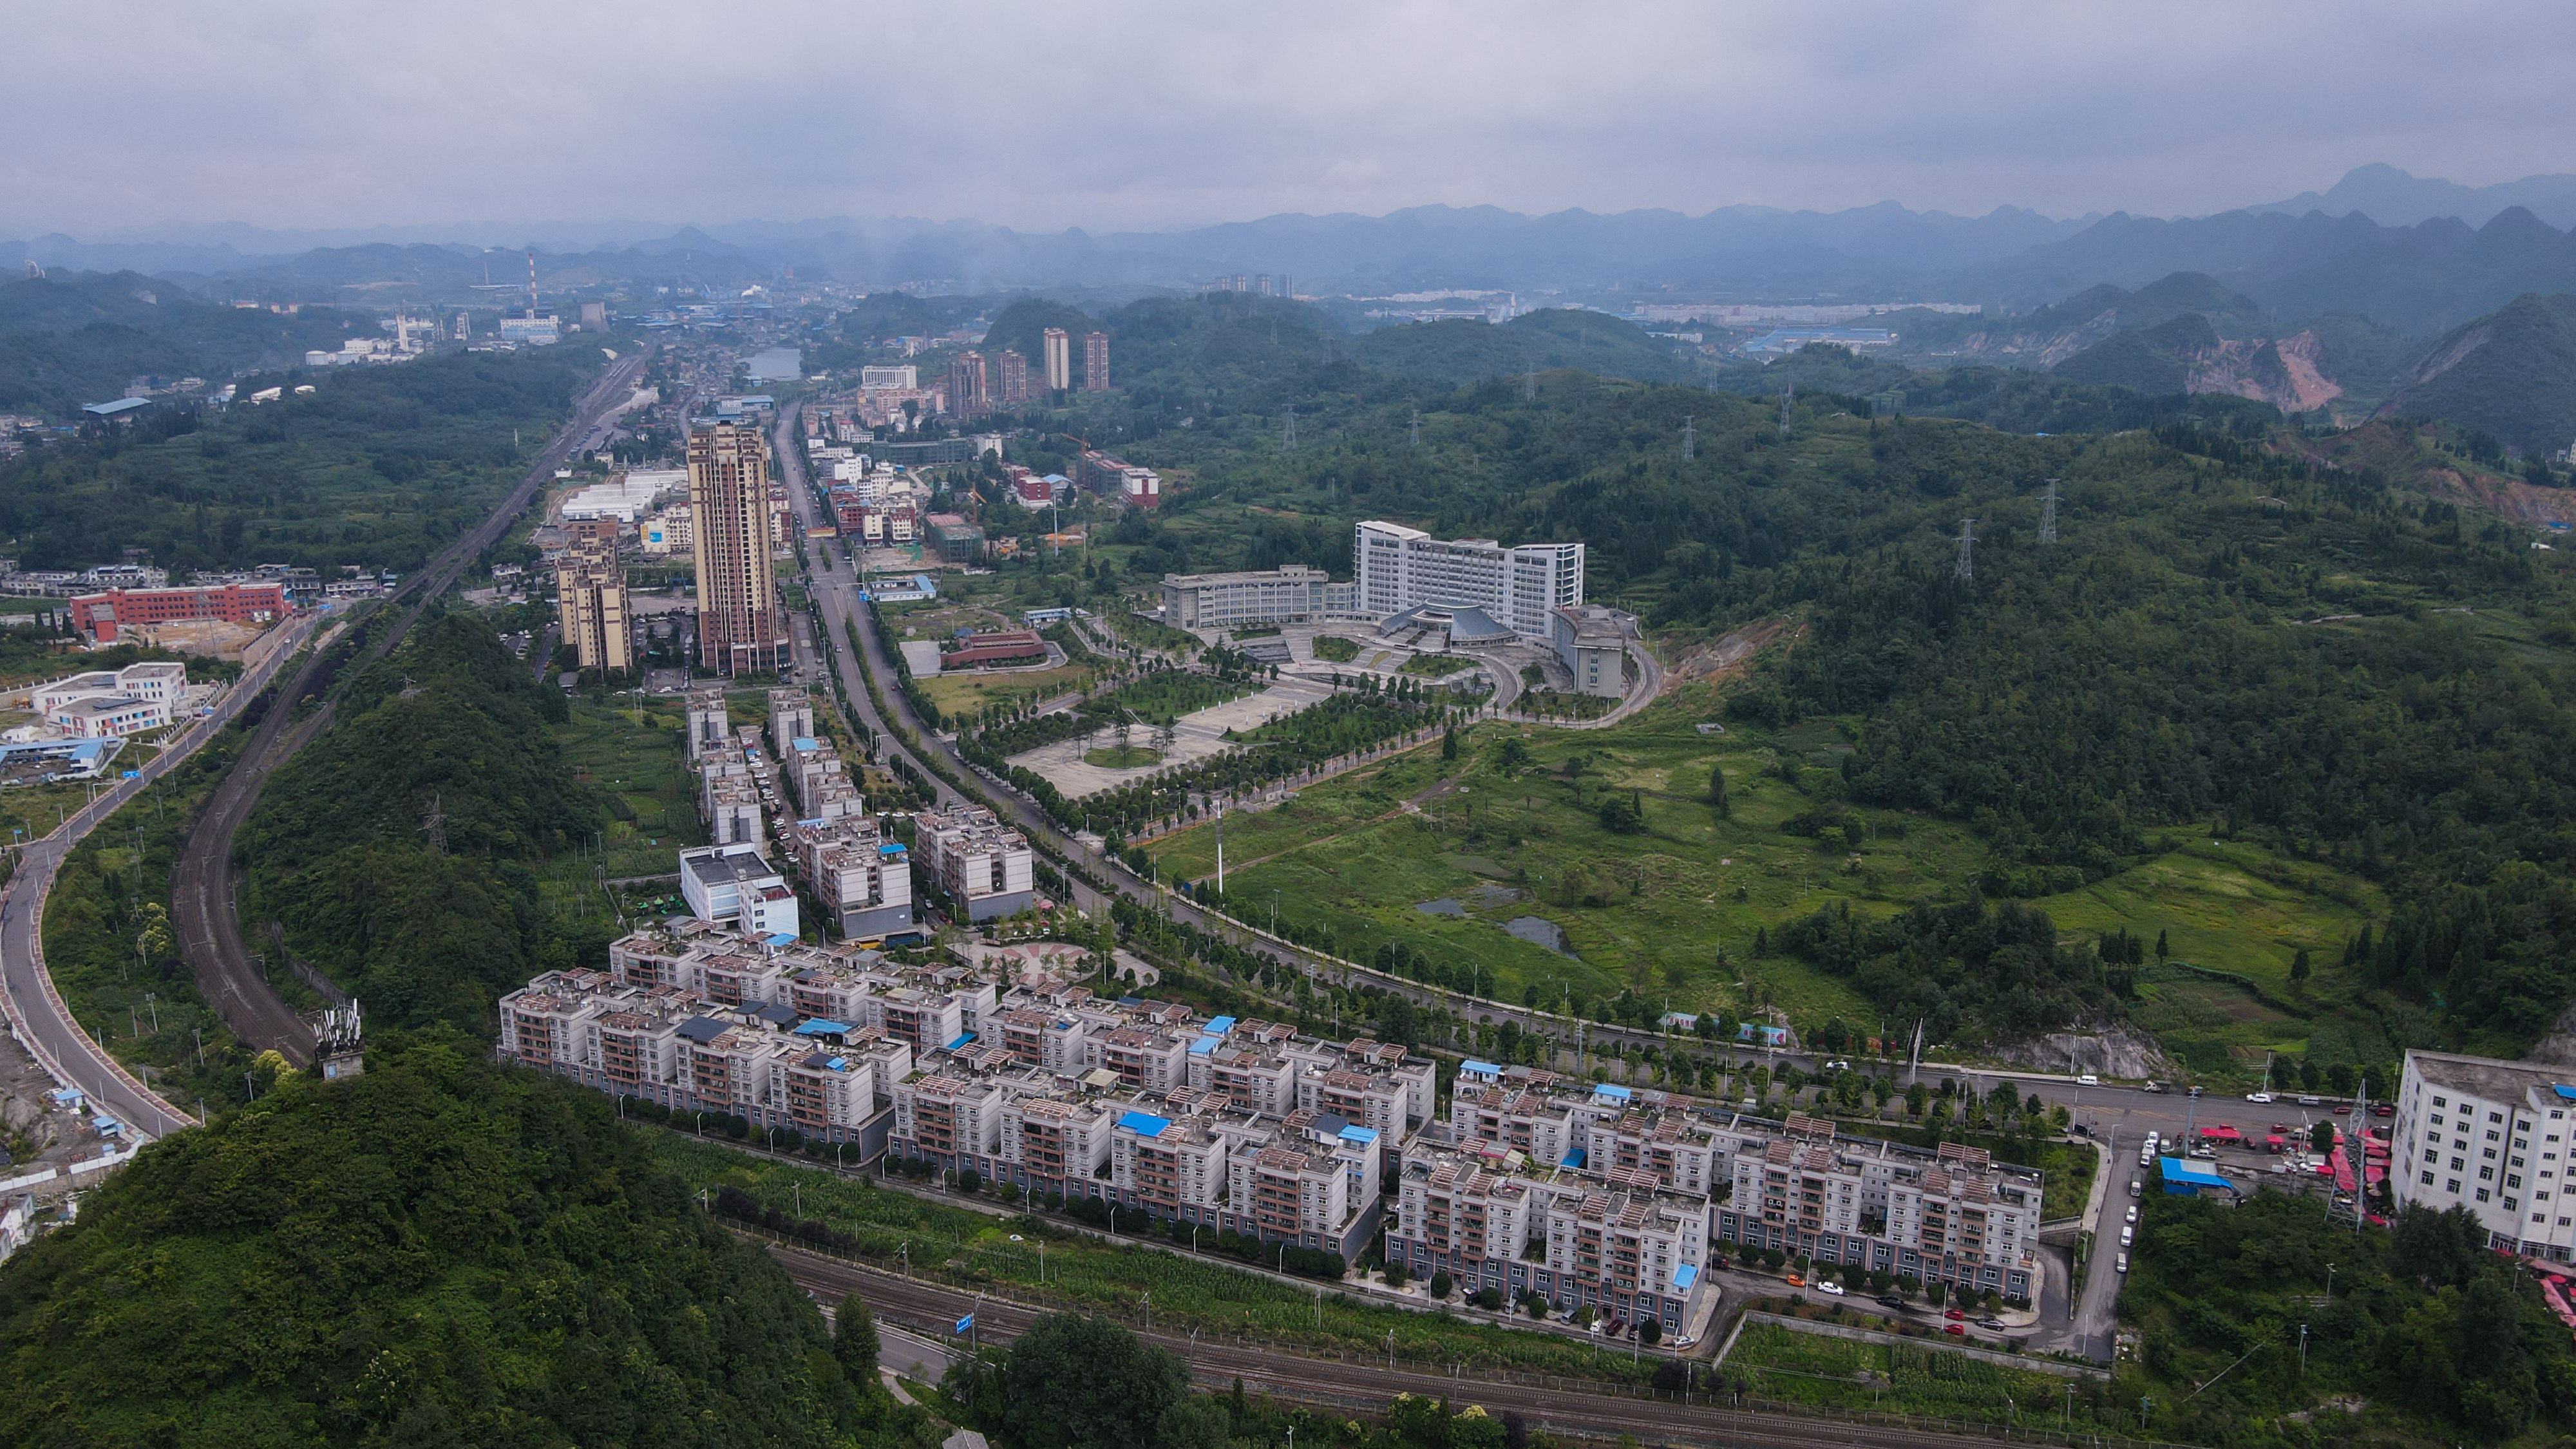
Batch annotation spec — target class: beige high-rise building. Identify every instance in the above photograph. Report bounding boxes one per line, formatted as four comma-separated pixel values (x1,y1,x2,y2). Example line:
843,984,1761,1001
555,518,631,673
1042,328,1072,392
687,422,781,675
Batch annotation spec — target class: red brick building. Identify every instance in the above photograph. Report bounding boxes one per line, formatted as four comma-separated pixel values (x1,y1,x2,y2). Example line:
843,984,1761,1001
70,582,289,643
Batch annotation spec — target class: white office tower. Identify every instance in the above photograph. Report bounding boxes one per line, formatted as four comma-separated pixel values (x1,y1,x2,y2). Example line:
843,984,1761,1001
1354,521,1583,637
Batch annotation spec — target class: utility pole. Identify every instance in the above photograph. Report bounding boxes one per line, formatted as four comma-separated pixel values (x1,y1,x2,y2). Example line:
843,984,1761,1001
2040,477,2060,544
1409,408,1421,447
1680,416,1694,461
1953,516,1976,583
1779,384,1793,439
1525,362,1537,402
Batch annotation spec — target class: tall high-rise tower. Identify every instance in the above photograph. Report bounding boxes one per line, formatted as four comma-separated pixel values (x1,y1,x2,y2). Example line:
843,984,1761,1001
996,348,1030,404
687,422,781,676
944,351,990,419
1043,327,1072,391
554,517,630,673
1082,332,1110,392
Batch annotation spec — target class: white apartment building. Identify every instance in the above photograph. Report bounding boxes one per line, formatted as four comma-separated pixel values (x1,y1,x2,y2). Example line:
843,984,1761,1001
2393,1048,2576,1260
1354,520,1583,637
679,843,800,939
792,819,914,940
913,804,1036,922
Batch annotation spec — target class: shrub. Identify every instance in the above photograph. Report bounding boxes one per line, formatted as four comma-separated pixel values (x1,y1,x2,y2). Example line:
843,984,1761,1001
1430,1271,1454,1300
1385,1261,1410,1289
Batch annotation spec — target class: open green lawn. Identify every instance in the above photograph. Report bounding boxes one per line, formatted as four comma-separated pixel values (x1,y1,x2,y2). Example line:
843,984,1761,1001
1720,1321,2121,1433
919,665,1088,715
1146,677,2382,1072
1084,744,1162,769
536,697,708,892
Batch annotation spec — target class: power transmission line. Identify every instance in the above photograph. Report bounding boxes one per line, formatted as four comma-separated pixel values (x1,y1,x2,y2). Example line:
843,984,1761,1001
1409,408,1420,447
1681,416,1694,461
2040,477,2060,543
1524,362,1537,402
1283,404,1297,451
1954,516,1976,583
1779,385,1794,439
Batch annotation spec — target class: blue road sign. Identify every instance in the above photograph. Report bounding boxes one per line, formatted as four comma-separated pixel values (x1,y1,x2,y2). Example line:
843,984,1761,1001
954,1313,974,1334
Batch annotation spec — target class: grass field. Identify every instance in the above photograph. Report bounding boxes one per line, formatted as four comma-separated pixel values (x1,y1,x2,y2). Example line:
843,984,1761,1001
918,664,1088,716
1084,744,1163,769
1312,636,1359,663
1144,676,2380,1075
1719,1321,2120,1432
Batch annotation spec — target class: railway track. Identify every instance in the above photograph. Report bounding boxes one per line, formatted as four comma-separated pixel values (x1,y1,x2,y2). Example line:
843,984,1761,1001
755,1237,2043,1449
169,348,650,1061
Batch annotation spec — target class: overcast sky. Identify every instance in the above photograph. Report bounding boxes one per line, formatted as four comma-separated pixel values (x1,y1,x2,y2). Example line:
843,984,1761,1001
8,1,2574,238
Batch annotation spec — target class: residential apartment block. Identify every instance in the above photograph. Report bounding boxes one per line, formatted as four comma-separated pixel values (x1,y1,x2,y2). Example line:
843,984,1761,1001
554,518,631,672
2392,1048,2576,1260
912,803,1036,921
687,422,782,675
1389,1065,2041,1314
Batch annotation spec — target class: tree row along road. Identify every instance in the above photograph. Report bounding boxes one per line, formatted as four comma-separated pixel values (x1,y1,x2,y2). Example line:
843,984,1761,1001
755,1236,2032,1449
164,346,652,1068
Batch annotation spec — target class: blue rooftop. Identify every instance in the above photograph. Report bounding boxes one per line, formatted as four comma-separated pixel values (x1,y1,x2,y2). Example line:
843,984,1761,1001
796,1019,854,1036
1188,1037,1217,1056
1461,1059,1501,1075
1119,1111,1171,1138
1561,1149,1587,1168
793,737,821,751
766,932,798,946
2160,1155,2233,1193
943,1032,976,1052
2555,1084,2576,1101
878,842,907,855
1672,1264,1698,1291
1593,1083,1633,1101
1338,1125,1379,1144
1202,1015,1236,1035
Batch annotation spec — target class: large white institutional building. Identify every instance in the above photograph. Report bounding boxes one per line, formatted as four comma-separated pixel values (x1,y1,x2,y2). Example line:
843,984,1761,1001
2392,1048,2576,1260
1353,520,1584,638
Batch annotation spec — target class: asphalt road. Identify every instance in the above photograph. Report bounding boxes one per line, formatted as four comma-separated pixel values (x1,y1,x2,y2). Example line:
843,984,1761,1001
166,347,652,1066
0,611,322,1139
760,1236,2038,1449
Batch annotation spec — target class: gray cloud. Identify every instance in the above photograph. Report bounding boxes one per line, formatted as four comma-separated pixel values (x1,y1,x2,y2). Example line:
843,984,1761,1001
7,0,2575,236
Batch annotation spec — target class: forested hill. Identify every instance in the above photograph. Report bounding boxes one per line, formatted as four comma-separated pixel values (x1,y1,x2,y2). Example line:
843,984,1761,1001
0,269,357,417
1039,335,2576,1052
0,1033,883,1447
238,612,607,1028
0,341,602,575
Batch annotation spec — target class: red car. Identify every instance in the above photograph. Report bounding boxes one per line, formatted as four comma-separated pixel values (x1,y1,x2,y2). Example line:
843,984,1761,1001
1944,1308,1966,1321
1946,1323,1966,1336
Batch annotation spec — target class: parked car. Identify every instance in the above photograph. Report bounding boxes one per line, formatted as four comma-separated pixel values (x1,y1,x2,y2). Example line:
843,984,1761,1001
1817,1281,1846,1296
2124,1204,2139,1226
2078,1074,2099,1086
1785,1274,1804,1287
1876,1295,1909,1310
2141,1081,2168,1094
2119,1226,2135,1247
2298,1095,2322,1106
2247,1091,2276,1103
1945,1323,1966,1336
1944,1307,1967,1321
2334,1105,2352,1115
1976,1317,2007,1331
2130,1179,2144,1197
2373,1103,2396,1117
2188,1086,2206,1097
1672,1335,1696,1350
2116,1253,2130,1274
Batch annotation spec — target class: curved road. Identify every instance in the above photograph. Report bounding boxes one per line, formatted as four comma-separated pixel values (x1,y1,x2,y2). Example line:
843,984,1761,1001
0,611,324,1139
761,1237,2032,1449
168,347,652,1068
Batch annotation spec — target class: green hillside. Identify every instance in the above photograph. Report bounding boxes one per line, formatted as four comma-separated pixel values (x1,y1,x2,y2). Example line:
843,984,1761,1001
0,341,601,574
0,1034,891,1448
2380,290,2576,459
0,271,357,417
2052,310,2221,391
